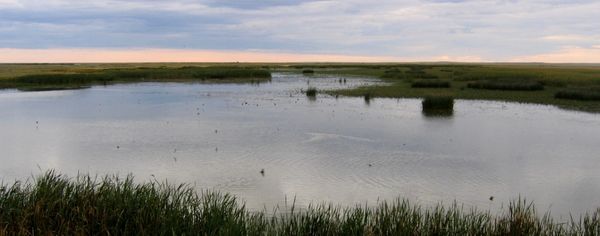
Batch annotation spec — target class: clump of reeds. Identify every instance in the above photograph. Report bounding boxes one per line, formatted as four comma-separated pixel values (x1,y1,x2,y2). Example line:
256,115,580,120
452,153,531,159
302,69,315,74
305,87,317,97
411,80,451,88
467,80,544,91
422,96,454,110
1,171,600,235
555,88,600,101
422,96,454,116
364,93,372,104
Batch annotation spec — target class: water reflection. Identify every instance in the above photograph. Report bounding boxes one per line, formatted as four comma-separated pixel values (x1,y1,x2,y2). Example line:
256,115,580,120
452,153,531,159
422,109,454,118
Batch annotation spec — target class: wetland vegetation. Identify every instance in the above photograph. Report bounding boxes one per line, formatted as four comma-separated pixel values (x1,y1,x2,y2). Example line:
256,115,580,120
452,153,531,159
0,64,271,91
2,62,598,111
1,171,599,235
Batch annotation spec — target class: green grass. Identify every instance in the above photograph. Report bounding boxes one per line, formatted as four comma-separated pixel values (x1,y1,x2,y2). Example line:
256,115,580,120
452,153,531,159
0,65,271,91
1,171,599,235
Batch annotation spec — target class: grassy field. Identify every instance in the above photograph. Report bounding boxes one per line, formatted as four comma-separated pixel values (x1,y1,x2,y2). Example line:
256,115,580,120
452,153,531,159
1,171,599,235
0,63,272,91
292,63,600,112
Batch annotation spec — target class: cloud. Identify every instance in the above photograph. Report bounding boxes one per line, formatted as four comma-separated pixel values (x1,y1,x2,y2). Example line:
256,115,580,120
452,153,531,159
1,0,600,62
541,34,598,42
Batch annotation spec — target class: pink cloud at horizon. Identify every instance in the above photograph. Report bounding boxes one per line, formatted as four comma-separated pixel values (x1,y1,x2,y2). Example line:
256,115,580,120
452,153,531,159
0,48,599,63
0,48,402,63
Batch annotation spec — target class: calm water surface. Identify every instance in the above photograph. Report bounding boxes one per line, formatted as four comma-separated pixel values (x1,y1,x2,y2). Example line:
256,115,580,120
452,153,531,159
1,73,599,216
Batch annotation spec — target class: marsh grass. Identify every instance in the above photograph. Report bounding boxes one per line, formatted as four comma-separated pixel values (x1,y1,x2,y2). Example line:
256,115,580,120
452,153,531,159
382,66,439,80
382,69,405,79
467,80,544,91
302,69,315,74
555,88,600,101
411,80,451,88
0,67,271,91
1,171,599,235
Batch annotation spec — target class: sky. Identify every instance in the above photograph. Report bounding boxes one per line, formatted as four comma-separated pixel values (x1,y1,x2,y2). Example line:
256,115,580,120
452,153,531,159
0,0,599,63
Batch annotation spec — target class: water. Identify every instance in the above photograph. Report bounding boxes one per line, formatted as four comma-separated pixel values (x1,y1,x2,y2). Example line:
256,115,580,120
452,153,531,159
1,73,599,216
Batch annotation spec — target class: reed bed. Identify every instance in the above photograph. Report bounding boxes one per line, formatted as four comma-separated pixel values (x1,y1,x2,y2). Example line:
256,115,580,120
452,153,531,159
411,80,451,88
0,67,271,91
2,171,599,235
467,80,544,91
555,88,600,101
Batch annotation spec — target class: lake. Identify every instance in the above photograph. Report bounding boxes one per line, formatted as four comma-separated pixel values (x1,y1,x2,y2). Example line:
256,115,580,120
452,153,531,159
1,72,599,217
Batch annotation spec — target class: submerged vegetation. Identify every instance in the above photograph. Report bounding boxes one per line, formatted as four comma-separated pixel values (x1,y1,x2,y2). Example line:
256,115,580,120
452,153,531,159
1,171,599,235
0,66,271,91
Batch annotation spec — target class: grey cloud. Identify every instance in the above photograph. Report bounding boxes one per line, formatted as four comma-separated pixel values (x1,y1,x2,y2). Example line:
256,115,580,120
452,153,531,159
0,0,599,60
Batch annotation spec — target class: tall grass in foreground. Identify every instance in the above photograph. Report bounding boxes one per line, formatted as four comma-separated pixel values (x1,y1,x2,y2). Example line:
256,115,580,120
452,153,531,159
1,171,599,235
